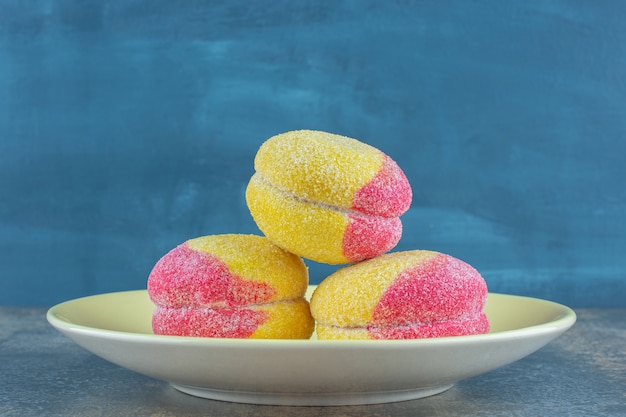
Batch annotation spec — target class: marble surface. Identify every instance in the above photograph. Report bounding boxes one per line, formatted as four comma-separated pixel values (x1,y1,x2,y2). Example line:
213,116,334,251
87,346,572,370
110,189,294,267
0,307,624,417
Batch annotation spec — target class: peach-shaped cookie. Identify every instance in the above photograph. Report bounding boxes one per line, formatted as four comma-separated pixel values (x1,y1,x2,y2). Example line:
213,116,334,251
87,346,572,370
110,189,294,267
246,130,412,264
147,234,314,339
310,250,489,340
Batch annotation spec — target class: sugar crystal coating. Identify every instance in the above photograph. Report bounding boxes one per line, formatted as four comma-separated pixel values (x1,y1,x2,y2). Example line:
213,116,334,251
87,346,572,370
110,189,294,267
310,250,489,340
148,243,276,308
246,130,412,264
153,305,268,338
352,155,412,218
246,173,402,264
254,130,385,213
246,174,348,264
372,253,487,326
147,234,314,339
343,213,403,262
152,299,314,339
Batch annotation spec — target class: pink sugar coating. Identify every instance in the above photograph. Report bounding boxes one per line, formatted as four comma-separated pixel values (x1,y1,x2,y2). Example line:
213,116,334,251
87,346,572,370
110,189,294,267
372,253,488,328
368,312,489,340
342,214,403,263
147,243,276,308
152,306,269,338
352,154,412,218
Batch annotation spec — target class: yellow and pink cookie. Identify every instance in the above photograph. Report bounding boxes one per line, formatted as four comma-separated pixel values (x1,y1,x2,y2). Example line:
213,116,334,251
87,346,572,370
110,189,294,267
147,234,314,339
310,250,489,340
246,130,412,264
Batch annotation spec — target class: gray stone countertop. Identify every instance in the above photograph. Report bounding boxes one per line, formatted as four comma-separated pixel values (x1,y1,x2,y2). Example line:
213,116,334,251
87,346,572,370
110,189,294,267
1,306,624,417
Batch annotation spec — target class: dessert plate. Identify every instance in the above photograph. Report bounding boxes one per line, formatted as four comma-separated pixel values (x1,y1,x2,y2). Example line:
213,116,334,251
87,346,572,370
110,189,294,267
47,287,576,406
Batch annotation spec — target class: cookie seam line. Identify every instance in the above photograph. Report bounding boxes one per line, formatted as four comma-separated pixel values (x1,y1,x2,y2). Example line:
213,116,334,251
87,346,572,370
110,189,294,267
318,311,486,330
254,172,388,219
154,297,307,310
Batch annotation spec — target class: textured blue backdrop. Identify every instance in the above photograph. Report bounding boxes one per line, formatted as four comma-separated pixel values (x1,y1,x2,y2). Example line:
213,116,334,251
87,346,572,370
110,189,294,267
1,1,625,307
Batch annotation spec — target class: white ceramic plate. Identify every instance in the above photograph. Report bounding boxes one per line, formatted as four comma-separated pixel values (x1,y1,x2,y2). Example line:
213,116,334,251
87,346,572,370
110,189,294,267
47,287,576,406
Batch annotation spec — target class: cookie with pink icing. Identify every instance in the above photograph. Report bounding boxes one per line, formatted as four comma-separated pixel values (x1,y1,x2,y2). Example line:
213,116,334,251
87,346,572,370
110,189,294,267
246,130,412,265
148,234,314,339
310,250,489,340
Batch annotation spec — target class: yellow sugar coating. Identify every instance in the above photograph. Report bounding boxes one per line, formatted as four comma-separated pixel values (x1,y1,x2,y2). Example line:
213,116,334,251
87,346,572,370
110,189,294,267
251,298,315,339
254,130,384,209
186,234,308,301
315,325,372,340
246,173,350,264
310,250,438,327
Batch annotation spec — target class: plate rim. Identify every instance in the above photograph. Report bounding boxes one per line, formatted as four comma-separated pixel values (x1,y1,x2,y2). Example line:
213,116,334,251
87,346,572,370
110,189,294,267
45,288,578,405
46,289,577,348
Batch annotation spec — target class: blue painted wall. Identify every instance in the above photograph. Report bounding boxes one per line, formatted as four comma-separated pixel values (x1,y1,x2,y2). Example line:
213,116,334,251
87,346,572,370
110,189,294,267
1,1,625,307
